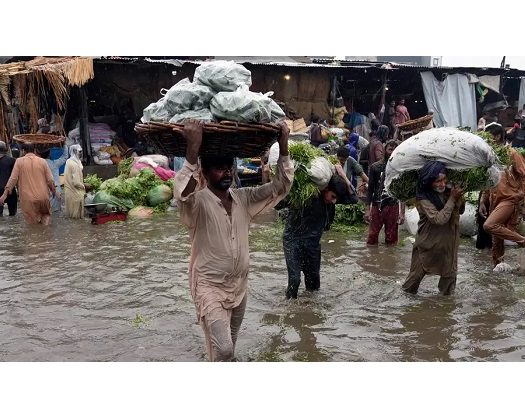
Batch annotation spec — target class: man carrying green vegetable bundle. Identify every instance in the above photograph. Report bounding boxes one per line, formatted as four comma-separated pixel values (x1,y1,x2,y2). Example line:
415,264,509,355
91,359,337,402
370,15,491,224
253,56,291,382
402,161,465,295
283,174,350,300
174,120,294,362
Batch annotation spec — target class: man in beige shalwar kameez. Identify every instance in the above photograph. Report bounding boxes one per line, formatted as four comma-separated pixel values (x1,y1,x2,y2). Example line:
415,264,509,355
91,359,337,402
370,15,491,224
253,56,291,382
0,143,55,225
64,144,86,219
402,161,465,295
174,120,294,361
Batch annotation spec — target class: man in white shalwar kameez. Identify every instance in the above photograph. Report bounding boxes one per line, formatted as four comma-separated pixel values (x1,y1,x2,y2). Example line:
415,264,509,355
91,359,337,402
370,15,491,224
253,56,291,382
64,144,85,219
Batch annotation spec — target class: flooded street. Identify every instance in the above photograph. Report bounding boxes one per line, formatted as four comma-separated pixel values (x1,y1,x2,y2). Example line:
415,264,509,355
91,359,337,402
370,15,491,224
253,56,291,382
2,207,525,362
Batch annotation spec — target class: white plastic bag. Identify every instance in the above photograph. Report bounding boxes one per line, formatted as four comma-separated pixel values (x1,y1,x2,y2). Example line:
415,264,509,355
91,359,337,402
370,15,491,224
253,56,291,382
162,78,215,114
306,157,335,189
169,108,214,123
493,262,513,273
403,206,419,236
194,60,252,92
385,128,501,197
459,202,477,237
210,86,284,123
142,97,171,122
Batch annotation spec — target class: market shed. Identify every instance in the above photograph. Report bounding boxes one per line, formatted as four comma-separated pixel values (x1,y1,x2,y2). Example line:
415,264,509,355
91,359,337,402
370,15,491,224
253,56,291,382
0,56,94,143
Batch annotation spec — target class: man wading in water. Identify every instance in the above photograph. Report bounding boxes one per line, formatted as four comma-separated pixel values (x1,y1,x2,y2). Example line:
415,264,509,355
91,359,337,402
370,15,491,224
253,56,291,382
174,120,294,361
402,161,464,295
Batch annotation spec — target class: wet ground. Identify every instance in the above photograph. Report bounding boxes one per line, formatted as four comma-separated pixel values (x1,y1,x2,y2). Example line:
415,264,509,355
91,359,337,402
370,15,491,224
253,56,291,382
1,206,525,361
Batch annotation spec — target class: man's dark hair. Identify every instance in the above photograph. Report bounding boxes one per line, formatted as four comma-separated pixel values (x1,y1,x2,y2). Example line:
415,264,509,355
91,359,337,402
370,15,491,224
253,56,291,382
326,175,349,199
22,143,35,153
336,146,350,159
311,114,320,124
38,148,50,159
200,155,234,172
385,140,398,150
0,141,7,153
484,123,505,141
377,125,390,141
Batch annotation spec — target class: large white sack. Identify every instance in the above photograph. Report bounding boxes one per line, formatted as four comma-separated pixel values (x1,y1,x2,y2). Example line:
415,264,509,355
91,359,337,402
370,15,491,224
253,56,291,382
403,207,419,236
459,202,477,237
385,128,501,196
306,157,335,189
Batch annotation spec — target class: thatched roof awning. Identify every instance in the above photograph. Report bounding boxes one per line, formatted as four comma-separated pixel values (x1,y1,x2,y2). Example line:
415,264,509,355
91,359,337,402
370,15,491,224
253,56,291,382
0,57,94,141
0,56,94,86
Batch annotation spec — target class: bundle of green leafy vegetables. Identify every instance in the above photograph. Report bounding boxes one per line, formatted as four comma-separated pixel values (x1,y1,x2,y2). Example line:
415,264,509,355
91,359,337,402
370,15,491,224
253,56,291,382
83,174,103,192
287,142,329,208
388,130,512,202
97,168,174,213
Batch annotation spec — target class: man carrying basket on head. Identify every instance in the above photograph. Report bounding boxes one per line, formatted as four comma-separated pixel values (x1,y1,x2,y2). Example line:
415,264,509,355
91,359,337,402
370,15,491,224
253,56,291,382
173,120,294,361
0,142,56,225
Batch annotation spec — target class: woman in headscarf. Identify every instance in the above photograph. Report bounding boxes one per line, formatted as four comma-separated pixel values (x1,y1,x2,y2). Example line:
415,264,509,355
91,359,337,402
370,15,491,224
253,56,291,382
64,144,86,219
402,161,465,295
482,149,525,267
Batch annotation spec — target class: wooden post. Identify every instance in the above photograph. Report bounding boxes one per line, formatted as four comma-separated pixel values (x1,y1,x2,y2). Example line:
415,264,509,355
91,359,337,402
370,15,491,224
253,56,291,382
79,86,91,165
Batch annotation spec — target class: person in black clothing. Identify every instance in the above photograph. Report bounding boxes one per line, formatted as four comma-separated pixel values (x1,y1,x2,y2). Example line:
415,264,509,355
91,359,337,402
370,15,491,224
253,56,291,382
283,175,350,299
0,141,17,216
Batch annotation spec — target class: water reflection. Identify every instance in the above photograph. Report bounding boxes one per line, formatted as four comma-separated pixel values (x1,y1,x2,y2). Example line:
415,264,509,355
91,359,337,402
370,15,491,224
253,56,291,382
258,302,329,361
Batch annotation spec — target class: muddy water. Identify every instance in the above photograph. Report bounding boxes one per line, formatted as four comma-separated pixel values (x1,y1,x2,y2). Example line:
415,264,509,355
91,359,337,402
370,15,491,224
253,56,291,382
1,207,525,361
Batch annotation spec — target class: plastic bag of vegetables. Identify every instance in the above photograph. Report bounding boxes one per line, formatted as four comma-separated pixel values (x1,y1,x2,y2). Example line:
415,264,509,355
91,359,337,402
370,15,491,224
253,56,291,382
385,128,502,201
194,60,252,92
210,85,284,123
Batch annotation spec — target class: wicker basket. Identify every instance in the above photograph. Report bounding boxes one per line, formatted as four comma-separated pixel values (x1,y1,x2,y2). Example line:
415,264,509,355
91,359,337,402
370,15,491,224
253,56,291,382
397,115,433,132
13,134,64,145
135,121,281,157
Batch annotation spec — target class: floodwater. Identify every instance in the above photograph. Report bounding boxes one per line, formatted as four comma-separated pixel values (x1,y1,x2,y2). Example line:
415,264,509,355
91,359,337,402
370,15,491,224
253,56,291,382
1,206,525,362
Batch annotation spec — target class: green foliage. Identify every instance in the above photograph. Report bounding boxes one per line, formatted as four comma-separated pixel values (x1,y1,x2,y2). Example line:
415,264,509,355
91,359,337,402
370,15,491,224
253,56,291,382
118,157,134,177
83,174,103,192
98,169,175,212
287,142,328,208
331,204,366,232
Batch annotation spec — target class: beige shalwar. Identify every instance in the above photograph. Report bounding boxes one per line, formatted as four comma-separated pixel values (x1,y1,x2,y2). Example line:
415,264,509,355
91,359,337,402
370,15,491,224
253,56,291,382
64,159,85,219
4,153,54,224
174,155,294,360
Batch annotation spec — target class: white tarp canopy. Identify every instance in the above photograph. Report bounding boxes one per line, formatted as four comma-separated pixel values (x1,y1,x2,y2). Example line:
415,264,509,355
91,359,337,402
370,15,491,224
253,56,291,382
420,72,477,130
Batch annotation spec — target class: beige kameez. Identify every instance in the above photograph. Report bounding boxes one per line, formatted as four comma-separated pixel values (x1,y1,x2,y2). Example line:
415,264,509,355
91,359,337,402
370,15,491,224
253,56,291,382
64,159,85,219
4,153,54,224
174,155,294,320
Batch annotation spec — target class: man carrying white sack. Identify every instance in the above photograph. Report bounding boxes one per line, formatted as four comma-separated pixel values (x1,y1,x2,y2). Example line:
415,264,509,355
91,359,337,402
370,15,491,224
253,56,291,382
174,120,294,361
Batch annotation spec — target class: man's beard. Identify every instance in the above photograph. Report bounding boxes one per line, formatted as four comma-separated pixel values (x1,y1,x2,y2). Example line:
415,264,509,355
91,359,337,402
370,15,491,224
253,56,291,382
212,176,233,191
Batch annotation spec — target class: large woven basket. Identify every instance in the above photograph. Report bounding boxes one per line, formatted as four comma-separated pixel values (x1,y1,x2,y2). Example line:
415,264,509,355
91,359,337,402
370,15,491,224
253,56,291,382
13,134,64,145
397,115,433,132
135,121,281,157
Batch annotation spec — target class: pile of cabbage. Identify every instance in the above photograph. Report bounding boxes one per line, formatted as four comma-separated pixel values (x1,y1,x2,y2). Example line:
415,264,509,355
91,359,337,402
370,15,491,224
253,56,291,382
84,158,174,214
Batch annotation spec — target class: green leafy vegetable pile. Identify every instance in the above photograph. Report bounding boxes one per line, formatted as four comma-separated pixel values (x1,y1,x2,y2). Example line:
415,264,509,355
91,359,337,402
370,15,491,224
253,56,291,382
83,174,103,192
98,167,174,213
287,142,329,208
